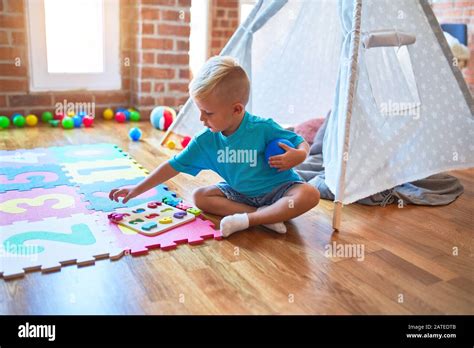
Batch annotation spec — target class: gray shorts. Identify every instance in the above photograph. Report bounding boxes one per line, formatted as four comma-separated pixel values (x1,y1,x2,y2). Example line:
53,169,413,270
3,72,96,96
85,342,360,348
215,181,304,208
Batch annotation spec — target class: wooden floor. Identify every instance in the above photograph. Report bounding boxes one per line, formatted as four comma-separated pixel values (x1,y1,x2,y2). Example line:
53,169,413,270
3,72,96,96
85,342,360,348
0,121,473,314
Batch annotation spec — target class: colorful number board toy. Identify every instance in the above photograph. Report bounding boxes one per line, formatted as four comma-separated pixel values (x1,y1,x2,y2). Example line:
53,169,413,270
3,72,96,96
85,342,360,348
107,201,198,236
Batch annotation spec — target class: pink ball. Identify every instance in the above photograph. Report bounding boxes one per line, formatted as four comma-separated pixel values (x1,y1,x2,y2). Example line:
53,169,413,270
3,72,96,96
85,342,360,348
54,113,65,121
83,116,94,127
115,112,126,123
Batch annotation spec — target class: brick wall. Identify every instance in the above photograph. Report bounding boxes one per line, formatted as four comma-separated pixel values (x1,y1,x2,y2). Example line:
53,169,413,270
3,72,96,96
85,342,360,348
0,0,134,117
209,0,239,57
131,0,191,117
0,0,193,118
431,0,474,94
0,0,240,119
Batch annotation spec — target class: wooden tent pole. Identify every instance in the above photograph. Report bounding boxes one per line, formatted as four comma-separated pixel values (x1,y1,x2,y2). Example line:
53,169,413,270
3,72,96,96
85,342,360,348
331,0,362,232
332,202,342,231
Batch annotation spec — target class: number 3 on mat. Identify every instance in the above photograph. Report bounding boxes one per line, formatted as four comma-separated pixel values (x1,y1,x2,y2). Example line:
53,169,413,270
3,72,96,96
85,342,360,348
0,194,74,213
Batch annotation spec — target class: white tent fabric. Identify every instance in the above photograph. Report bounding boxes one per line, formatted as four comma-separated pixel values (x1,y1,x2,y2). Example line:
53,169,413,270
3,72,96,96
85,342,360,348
324,0,474,204
164,0,474,224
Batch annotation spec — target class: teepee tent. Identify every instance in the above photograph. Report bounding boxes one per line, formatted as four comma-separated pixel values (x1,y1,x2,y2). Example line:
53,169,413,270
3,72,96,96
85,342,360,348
162,0,474,230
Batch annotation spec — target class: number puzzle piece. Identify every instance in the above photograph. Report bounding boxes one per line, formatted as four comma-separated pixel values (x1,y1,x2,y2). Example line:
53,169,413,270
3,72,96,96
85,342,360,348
147,202,162,209
159,217,172,224
162,196,182,207
141,222,157,231
129,218,144,225
0,164,73,192
107,213,130,222
132,208,145,214
0,186,90,226
186,207,202,216
173,211,187,219
4,223,96,254
145,213,159,219
0,213,123,280
62,158,147,185
176,202,192,211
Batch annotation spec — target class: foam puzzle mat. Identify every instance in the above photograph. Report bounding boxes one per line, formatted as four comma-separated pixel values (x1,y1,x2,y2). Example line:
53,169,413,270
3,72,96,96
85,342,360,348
0,143,222,280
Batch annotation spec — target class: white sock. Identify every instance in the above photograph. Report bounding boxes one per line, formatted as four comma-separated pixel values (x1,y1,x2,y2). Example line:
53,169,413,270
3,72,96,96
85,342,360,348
257,206,287,234
220,213,249,238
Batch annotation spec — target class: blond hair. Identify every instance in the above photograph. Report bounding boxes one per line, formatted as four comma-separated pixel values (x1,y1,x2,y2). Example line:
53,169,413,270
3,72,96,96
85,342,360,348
189,56,250,105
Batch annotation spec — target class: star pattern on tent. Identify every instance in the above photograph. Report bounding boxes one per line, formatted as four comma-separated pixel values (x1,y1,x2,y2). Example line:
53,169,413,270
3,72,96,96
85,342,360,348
341,0,473,202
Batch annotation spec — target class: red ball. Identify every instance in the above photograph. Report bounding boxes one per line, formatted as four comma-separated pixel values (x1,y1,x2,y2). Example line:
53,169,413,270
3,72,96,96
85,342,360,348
54,113,65,121
115,112,126,123
83,116,94,127
181,136,191,148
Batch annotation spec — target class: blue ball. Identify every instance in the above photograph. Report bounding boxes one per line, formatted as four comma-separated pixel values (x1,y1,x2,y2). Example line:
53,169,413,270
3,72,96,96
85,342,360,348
129,127,142,141
124,110,131,121
264,138,295,163
116,107,127,113
77,111,87,118
73,116,82,127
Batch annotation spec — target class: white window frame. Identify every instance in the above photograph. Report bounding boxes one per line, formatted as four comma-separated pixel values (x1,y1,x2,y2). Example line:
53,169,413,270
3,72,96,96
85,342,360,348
26,0,121,92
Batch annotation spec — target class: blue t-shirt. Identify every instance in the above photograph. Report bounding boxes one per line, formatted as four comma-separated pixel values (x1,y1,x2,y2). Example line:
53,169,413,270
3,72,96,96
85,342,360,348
168,111,305,197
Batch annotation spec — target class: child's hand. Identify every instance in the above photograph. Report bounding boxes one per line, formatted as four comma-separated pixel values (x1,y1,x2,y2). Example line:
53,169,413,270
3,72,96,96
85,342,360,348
268,143,307,172
109,187,136,204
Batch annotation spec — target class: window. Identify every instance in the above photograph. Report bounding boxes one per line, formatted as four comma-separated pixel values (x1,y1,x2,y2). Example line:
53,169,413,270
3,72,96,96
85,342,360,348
26,0,120,91
189,0,209,78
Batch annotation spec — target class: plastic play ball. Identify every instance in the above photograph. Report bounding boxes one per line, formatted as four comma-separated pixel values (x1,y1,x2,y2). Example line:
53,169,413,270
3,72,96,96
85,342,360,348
25,114,38,126
128,127,142,141
54,112,65,121
124,110,131,121
49,120,60,127
67,110,75,117
0,116,10,129
103,108,114,120
83,116,94,127
13,115,26,127
41,111,53,123
130,110,140,122
180,136,191,148
73,115,82,128
165,140,176,149
62,117,74,129
264,138,295,163
77,111,87,118
115,112,126,123
150,106,176,130
12,113,21,118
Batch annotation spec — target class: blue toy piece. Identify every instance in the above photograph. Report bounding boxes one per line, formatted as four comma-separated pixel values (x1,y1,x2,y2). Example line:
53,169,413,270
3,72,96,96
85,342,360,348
129,127,142,141
124,110,131,121
264,138,295,163
73,115,82,128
